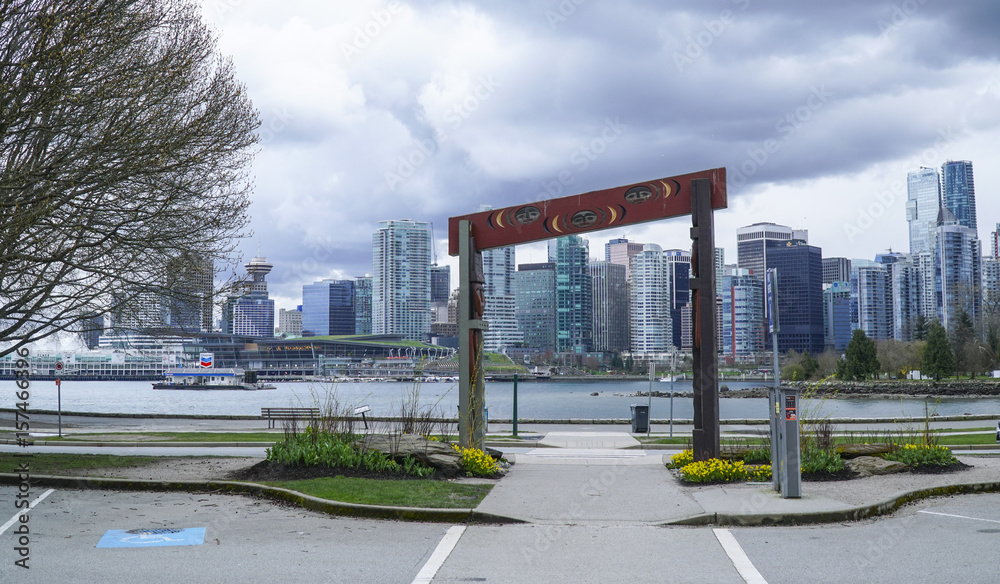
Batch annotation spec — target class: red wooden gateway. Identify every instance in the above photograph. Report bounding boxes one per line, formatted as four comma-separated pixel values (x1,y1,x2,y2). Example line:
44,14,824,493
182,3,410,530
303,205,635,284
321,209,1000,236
447,167,726,255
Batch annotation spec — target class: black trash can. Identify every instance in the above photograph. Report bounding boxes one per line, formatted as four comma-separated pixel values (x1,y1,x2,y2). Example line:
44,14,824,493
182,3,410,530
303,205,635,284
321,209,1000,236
630,404,650,433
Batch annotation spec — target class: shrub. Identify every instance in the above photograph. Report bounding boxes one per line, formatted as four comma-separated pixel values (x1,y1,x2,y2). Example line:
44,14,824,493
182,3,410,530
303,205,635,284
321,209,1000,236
742,447,771,465
800,447,844,474
885,444,957,467
266,428,435,477
746,465,772,482
451,444,500,477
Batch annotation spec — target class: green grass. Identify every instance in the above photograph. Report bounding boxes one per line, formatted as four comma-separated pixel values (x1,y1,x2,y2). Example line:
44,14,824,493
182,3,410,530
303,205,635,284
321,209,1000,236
0,453,159,474
41,432,282,443
263,476,493,508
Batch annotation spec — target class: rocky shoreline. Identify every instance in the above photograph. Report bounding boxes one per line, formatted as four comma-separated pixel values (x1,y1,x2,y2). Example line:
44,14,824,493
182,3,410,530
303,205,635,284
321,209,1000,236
632,379,1000,400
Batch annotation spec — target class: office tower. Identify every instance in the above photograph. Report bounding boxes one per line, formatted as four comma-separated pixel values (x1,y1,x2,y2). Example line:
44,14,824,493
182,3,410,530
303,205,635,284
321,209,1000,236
225,253,275,337
941,160,977,231
353,276,372,335
992,223,1000,259
589,261,628,353
720,270,764,363
80,315,104,349
430,265,451,303
852,263,892,341
165,252,214,333
302,279,356,336
823,282,852,351
766,240,824,354
629,244,671,355
514,262,557,352
372,219,432,341
552,236,592,354
822,257,852,285
714,247,726,294
736,223,805,278
481,245,521,352
277,307,303,336
605,238,644,280
937,208,982,331
906,167,942,255
664,250,691,350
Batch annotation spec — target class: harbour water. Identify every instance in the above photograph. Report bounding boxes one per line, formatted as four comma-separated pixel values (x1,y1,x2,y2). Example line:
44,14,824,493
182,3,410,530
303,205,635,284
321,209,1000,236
4,379,1000,420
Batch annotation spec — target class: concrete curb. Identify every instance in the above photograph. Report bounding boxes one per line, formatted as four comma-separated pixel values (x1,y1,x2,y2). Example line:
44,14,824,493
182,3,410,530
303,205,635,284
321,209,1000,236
0,473,526,525
663,481,1000,527
0,440,275,448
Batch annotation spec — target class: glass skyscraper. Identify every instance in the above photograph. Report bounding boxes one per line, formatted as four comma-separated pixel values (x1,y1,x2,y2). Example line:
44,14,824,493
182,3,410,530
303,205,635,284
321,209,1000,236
551,236,592,354
302,279,356,336
372,219,432,341
766,240,824,355
941,160,976,231
906,167,942,255
589,260,628,353
514,262,556,352
629,244,670,355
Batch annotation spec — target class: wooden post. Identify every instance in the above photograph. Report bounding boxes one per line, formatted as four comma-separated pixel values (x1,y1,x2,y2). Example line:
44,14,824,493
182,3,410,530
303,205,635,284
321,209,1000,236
689,178,720,461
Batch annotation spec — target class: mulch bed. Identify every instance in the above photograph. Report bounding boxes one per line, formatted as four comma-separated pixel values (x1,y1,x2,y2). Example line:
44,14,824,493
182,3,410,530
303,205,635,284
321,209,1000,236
908,460,973,474
802,468,858,481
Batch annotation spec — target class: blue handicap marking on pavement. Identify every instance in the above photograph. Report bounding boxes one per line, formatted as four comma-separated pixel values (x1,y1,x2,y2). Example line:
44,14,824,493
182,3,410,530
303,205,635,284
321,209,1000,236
96,527,206,548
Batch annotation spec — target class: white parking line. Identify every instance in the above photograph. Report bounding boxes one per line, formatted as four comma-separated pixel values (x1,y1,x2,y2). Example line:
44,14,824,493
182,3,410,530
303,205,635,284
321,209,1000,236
0,489,55,535
412,525,466,584
918,510,1000,525
714,528,768,584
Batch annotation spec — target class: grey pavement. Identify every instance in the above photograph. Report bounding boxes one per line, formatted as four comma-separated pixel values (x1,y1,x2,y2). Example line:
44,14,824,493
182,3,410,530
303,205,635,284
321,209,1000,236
3,414,1000,527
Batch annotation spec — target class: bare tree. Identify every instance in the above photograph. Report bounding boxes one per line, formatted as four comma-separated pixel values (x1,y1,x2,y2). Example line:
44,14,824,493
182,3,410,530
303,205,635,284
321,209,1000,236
0,0,259,356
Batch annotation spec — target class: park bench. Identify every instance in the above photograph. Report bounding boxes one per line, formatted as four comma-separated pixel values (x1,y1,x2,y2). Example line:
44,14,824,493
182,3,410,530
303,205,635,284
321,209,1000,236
261,407,320,429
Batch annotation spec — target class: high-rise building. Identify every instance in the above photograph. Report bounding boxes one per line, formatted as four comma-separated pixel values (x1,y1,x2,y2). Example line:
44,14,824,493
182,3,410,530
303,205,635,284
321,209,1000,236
551,236,592,354
720,270,764,363
885,254,920,341
277,307,303,336
823,281,852,351
481,245,521,352
514,262,556,352
354,276,372,335
983,257,1000,311
906,167,942,255
589,261,628,353
992,223,1000,259
164,252,214,333
937,208,982,331
605,238,644,281
430,265,451,303
664,250,691,350
224,253,275,337
302,279,356,336
852,263,892,341
822,257,852,285
372,219,432,341
737,223,806,278
629,244,671,355
914,250,940,323
941,160,977,231
766,240,824,354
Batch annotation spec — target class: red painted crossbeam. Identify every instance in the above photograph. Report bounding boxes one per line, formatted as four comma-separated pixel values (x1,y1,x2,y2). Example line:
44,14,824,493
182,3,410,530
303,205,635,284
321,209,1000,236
448,167,727,255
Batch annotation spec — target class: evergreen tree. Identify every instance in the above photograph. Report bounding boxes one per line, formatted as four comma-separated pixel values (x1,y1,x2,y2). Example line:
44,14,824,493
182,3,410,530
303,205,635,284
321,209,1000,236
913,314,928,341
843,329,880,380
922,321,955,381
801,351,819,379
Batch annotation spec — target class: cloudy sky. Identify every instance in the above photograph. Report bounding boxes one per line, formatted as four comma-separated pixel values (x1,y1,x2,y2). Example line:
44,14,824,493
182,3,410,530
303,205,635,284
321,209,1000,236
199,0,1000,312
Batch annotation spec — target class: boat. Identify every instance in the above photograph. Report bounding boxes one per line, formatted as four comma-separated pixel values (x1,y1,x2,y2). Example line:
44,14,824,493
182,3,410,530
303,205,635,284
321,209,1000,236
152,367,276,390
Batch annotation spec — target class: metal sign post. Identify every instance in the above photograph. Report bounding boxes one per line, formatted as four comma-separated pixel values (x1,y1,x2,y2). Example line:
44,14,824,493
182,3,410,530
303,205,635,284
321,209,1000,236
767,268,781,491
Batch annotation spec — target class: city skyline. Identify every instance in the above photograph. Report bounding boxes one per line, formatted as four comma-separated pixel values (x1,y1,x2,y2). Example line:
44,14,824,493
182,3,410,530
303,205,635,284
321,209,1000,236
193,2,1000,313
